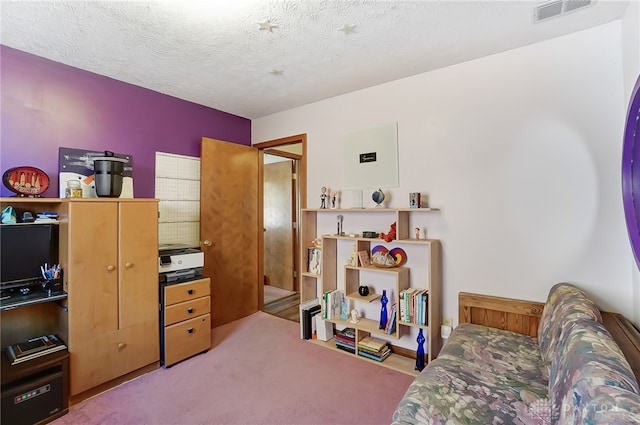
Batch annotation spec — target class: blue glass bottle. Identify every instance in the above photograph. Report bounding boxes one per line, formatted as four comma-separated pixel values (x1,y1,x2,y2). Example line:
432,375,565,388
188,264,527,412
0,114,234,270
379,289,388,329
415,328,426,371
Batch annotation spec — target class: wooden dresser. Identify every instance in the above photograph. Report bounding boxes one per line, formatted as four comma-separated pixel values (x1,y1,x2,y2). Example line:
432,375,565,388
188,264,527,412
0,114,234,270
161,277,211,367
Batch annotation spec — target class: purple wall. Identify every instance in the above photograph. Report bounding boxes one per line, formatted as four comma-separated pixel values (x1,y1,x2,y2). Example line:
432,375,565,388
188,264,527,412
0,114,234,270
0,46,251,198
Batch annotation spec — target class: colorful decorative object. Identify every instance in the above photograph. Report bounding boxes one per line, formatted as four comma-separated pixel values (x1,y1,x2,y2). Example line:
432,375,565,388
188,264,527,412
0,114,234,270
389,247,407,266
416,328,426,371
2,166,50,197
372,250,396,268
371,245,388,255
379,290,388,329
381,222,396,242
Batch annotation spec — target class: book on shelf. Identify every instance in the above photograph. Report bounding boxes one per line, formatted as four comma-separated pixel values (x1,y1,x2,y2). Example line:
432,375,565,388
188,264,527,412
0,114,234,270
322,289,342,320
357,336,388,352
384,303,397,334
336,327,356,340
399,288,429,325
6,334,67,365
335,343,356,354
299,298,320,339
358,347,391,362
302,304,322,340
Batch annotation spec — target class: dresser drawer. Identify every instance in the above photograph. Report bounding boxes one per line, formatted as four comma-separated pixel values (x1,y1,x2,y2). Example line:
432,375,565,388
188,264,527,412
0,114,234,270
163,314,211,367
165,296,210,326
164,278,210,305
70,320,159,395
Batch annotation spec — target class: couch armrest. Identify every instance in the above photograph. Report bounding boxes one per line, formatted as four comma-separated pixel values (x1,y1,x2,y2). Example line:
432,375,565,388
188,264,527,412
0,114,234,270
602,312,640,384
458,292,544,337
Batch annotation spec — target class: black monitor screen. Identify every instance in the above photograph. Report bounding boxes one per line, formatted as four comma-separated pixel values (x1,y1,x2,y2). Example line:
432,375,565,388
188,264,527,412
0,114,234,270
1,224,59,287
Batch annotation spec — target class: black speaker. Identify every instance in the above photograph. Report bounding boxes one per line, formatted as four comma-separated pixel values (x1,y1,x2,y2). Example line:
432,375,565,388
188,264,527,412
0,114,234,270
1,368,64,425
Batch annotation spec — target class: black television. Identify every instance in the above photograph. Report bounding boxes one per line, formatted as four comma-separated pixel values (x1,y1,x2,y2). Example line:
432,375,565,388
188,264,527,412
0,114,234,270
1,224,59,288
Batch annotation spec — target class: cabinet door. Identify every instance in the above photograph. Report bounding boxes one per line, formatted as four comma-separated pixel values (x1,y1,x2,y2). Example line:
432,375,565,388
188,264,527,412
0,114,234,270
68,202,119,341
118,202,158,329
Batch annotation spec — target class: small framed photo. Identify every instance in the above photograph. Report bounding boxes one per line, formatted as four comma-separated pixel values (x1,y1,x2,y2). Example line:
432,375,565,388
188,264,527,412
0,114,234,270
358,250,370,267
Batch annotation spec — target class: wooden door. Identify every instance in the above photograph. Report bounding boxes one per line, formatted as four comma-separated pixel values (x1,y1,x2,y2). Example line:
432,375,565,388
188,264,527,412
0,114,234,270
118,201,159,329
201,138,259,327
67,201,118,341
263,160,294,290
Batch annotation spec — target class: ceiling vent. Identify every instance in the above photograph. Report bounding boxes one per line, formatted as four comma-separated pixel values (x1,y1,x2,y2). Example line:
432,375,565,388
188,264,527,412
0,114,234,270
533,0,593,22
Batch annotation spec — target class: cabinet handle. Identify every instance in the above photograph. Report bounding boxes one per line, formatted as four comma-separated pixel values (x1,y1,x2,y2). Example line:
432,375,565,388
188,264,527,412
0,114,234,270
188,289,194,295
187,328,194,334
125,262,133,268
118,342,126,350
107,265,116,272
187,308,194,314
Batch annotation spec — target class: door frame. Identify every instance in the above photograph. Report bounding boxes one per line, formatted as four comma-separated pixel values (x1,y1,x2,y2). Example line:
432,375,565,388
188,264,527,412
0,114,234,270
254,134,307,309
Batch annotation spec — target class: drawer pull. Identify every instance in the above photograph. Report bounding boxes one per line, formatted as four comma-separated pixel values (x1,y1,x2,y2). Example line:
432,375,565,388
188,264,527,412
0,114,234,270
187,328,194,334
125,262,133,268
187,308,194,314
188,289,194,295
107,265,116,272
118,342,126,350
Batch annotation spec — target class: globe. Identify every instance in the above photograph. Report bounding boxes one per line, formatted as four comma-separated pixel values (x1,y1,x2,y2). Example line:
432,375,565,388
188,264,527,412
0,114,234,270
372,189,385,207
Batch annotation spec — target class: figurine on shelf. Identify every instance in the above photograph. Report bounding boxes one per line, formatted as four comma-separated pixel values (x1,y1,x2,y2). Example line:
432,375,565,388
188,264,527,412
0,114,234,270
320,186,328,209
379,289,388,329
381,222,396,242
330,191,338,209
415,227,421,240
416,328,426,371
350,309,360,324
336,214,343,235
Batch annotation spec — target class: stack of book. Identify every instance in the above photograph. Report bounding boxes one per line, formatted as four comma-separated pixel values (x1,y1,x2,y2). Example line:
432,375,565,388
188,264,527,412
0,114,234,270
6,334,67,365
357,336,391,362
334,327,356,353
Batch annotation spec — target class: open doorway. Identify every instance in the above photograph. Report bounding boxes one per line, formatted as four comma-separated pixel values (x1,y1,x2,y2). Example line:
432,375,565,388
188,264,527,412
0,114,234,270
255,135,306,322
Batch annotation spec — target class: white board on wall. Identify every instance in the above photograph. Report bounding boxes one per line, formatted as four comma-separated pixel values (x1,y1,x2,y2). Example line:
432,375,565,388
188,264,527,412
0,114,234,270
343,122,399,189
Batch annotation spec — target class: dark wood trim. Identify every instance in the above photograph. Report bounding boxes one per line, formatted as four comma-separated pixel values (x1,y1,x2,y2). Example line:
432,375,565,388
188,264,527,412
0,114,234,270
602,312,640,384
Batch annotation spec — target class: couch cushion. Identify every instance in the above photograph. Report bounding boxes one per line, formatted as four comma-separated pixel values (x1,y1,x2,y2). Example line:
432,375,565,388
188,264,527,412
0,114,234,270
549,319,640,424
439,323,549,386
392,324,549,425
538,283,602,366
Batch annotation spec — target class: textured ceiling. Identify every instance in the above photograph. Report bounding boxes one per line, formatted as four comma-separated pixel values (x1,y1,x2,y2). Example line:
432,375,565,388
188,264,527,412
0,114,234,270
0,0,631,119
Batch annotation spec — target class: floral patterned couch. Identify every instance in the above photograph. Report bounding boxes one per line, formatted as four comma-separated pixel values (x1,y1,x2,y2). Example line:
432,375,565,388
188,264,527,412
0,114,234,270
392,283,640,424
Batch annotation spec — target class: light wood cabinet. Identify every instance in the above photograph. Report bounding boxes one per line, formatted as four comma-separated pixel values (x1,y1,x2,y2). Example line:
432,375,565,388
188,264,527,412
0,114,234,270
66,199,159,395
300,208,442,376
161,278,211,367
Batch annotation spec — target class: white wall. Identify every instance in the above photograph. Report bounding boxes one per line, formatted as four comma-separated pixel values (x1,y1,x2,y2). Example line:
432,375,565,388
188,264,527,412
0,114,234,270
253,22,637,328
